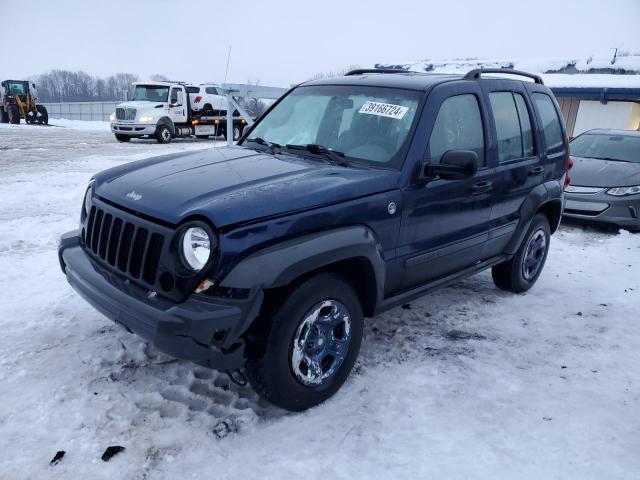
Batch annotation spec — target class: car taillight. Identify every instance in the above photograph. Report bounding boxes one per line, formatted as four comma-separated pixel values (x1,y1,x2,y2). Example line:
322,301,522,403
564,156,574,188
195,96,202,103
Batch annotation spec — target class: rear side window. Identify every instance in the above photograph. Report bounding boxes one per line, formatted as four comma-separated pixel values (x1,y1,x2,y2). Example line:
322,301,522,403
489,92,535,162
429,94,485,166
533,93,564,151
514,94,534,156
205,87,220,95
186,86,199,94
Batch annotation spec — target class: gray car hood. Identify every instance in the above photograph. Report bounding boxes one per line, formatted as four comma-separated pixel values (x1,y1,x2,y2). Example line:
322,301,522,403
570,156,640,187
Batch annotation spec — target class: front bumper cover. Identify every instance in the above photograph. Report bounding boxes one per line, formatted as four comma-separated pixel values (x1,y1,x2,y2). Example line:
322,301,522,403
563,189,640,231
111,123,157,136
58,230,263,370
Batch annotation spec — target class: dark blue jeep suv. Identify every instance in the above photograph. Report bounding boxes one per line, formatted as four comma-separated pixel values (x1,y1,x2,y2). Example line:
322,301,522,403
59,69,568,411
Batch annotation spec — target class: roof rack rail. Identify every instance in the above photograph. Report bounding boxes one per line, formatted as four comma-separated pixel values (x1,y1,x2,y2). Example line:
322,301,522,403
464,68,544,85
344,69,409,76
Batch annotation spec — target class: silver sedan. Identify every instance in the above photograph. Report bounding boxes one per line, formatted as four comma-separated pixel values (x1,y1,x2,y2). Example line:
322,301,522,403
564,129,640,232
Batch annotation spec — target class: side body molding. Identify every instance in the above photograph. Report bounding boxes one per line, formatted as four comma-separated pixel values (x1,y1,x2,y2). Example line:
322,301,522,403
220,226,386,308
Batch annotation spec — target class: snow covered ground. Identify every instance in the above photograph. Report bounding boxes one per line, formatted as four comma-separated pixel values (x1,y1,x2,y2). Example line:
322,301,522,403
0,124,639,479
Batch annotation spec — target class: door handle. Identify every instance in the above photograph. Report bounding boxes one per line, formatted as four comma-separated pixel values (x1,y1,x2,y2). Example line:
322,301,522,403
528,166,545,176
471,180,493,195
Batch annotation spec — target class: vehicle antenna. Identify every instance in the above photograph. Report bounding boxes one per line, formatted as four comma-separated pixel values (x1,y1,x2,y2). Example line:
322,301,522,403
214,45,232,148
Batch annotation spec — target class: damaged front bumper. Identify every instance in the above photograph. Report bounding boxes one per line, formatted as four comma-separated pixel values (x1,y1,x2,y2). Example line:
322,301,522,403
58,230,263,371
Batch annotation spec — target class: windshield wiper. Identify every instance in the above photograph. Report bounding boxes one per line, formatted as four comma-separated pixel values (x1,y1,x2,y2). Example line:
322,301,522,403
246,137,282,154
286,144,349,167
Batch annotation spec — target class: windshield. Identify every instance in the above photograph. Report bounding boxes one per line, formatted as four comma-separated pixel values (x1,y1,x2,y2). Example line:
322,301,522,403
6,82,27,96
245,85,422,166
131,85,169,102
570,132,640,163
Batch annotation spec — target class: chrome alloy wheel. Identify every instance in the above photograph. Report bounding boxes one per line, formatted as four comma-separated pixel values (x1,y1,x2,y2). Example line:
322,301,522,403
291,300,352,386
161,128,171,142
522,229,547,280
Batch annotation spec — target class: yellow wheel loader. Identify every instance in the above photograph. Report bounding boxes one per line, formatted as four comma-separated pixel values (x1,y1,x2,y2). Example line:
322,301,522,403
0,80,48,125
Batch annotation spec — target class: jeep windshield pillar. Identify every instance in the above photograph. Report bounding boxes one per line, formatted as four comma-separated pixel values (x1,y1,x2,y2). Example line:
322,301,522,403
60,68,567,411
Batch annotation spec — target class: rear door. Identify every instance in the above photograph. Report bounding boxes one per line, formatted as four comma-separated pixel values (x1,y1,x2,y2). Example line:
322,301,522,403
480,80,544,257
393,82,495,292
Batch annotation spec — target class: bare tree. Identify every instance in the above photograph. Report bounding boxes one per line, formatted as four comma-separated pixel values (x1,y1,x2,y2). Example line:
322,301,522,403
307,64,361,81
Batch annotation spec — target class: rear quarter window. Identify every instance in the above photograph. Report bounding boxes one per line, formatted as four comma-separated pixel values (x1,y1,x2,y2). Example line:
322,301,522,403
533,93,564,151
489,92,535,162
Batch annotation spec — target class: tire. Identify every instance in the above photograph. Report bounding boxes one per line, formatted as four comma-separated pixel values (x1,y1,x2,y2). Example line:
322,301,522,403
115,134,131,143
232,125,242,141
246,273,364,411
0,107,8,123
8,104,20,124
155,124,172,144
492,213,551,293
36,105,48,125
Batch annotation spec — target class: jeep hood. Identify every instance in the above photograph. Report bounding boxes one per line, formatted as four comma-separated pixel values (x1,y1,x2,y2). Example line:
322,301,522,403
570,155,640,188
93,146,398,227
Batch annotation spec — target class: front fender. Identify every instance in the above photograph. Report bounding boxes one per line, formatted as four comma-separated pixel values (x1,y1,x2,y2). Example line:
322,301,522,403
219,225,386,307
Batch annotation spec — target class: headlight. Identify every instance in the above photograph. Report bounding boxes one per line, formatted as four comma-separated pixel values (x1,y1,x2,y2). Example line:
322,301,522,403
181,227,211,271
138,116,153,123
83,184,93,216
606,185,640,196
109,112,116,122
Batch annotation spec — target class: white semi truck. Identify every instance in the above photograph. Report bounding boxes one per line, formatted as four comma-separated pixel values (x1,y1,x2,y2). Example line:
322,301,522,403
109,80,247,144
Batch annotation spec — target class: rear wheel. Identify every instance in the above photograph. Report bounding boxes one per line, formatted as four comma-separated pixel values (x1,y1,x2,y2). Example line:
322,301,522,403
492,213,551,293
0,107,8,123
8,104,20,124
232,125,242,141
246,273,363,411
155,124,172,144
115,134,131,142
36,105,48,125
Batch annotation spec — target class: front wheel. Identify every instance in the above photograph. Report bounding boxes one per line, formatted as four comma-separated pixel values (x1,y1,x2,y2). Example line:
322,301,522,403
36,105,48,125
155,124,172,144
115,134,131,142
246,273,363,411
492,213,551,293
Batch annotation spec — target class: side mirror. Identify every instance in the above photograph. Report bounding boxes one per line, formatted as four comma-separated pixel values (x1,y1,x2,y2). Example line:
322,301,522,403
420,150,478,181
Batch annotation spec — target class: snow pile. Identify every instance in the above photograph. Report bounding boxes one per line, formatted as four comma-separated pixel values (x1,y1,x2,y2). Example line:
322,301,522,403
48,118,112,131
376,55,640,88
0,119,111,132
0,128,639,479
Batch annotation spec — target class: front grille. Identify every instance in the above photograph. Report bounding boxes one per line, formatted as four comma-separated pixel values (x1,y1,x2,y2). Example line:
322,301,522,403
115,107,136,121
83,204,165,286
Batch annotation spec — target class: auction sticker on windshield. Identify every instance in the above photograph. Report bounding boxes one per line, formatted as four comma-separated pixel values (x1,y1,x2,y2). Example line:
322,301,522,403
359,101,409,119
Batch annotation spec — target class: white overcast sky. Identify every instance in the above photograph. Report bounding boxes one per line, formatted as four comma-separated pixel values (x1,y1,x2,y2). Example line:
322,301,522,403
2,0,639,87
